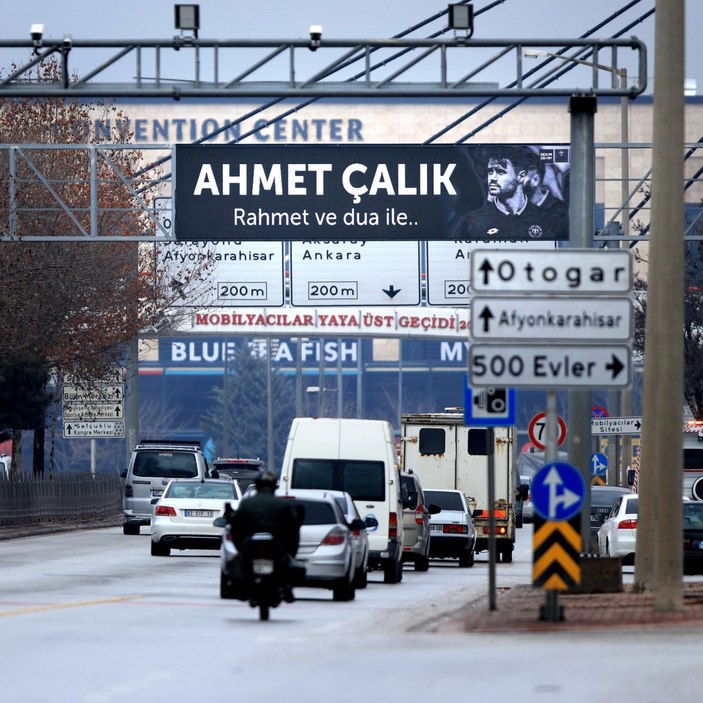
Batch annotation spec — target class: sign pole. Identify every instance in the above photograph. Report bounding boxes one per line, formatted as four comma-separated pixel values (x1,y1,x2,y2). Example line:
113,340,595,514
543,389,561,621
487,427,497,611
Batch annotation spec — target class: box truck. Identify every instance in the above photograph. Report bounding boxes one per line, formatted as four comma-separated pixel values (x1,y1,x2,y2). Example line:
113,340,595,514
400,411,518,562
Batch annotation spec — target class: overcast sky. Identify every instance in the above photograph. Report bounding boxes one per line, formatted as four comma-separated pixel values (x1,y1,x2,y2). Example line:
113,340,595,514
1,1,700,92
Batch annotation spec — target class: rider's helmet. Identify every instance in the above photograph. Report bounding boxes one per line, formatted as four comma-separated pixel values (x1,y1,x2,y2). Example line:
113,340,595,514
255,470,278,492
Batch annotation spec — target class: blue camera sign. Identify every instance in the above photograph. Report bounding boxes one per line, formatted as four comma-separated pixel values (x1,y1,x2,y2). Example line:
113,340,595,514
464,375,516,427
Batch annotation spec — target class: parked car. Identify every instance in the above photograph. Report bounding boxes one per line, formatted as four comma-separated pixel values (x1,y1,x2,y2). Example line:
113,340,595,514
683,500,703,574
121,439,212,535
400,470,440,571
210,457,266,491
590,486,632,545
218,489,366,601
151,478,242,556
424,489,476,567
597,492,639,564
326,489,376,588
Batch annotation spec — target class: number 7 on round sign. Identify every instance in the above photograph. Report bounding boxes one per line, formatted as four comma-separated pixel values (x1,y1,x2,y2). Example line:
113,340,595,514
528,411,567,451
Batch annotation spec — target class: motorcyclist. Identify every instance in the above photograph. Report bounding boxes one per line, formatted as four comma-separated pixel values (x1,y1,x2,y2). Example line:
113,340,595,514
229,471,301,602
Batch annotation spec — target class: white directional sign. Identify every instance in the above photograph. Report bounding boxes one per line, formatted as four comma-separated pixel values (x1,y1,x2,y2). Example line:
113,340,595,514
290,241,420,306
156,240,285,307
470,248,632,294
63,403,124,421
591,416,643,435
470,296,632,341
425,240,556,306
63,420,125,439
64,368,124,385
469,344,631,388
63,385,124,403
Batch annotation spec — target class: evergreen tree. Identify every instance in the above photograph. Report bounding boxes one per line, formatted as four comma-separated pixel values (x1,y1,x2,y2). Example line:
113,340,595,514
199,342,295,470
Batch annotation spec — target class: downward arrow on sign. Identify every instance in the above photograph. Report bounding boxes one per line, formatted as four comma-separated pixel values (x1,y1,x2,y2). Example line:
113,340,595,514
383,285,401,299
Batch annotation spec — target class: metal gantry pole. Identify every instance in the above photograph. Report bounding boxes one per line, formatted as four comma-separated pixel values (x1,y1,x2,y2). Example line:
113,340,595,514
568,94,597,555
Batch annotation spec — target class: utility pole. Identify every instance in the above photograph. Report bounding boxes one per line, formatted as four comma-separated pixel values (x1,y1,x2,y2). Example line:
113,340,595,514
636,0,685,610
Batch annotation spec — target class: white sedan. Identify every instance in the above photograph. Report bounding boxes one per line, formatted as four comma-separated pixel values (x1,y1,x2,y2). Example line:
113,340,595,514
597,492,639,564
151,478,242,556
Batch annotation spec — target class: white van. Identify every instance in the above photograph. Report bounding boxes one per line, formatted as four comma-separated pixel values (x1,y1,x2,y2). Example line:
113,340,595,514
279,417,405,584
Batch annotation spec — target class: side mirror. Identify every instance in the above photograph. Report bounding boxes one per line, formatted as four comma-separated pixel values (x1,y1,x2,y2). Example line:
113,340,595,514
627,468,636,486
364,515,379,529
349,518,367,531
427,503,441,515
406,490,418,510
213,516,227,527
473,509,484,517
150,498,159,505
517,484,529,501
210,469,220,479
120,469,127,479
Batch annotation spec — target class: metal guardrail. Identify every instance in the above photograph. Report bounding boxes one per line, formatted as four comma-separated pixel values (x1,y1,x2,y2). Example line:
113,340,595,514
0,474,122,527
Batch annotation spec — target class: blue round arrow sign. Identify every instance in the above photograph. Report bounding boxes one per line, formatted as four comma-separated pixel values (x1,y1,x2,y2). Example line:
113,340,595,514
532,461,586,521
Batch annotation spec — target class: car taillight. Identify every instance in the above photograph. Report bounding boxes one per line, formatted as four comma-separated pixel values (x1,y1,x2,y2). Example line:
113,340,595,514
443,524,469,534
322,527,346,545
415,504,425,525
154,505,177,516
124,485,133,497
224,530,234,543
618,519,638,529
389,512,398,538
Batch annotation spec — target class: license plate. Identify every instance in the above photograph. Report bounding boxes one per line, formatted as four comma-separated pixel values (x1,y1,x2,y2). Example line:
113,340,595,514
430,524,443,532
184,509,214,518
252,559,274,575
151,490,164,498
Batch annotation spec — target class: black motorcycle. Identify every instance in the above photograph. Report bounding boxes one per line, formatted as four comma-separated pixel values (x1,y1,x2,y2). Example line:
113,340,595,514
219,528,302,620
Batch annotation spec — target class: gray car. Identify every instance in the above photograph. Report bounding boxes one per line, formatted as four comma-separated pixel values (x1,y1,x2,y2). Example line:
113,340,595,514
218,489,366,602
121,439,211,535
425,489,477,567
400,471,440,571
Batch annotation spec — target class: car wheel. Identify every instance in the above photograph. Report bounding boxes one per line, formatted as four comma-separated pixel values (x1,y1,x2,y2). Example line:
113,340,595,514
414,554,430,572
459,548,474,568
333,570,356,601
502,545,513,563
383,558,401,584
150,540,170,557
354,564,368,589
220,571,234,599
123,523,139,535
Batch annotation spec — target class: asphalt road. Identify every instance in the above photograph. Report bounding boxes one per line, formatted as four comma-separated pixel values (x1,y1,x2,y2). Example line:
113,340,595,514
1,524,701,702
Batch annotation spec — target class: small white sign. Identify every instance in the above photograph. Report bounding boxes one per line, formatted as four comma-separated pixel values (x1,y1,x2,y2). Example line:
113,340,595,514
470,249,632,294
63,403,124,421
591,417,643,435
63,368,124,385
470,296,632,341
290,241,420,306
63,385,124,403
469,344,631,388
63,420,125,439
425,240,556,305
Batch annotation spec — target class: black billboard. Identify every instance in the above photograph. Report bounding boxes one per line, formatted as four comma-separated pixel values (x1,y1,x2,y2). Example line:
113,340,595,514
174,144,570,242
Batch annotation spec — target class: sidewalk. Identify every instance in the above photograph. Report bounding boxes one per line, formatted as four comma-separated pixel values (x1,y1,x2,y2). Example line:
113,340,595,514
438,581,703,633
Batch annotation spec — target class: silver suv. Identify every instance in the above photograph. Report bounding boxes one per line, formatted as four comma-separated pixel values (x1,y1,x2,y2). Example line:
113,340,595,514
121,440,211,535
400,470,439,571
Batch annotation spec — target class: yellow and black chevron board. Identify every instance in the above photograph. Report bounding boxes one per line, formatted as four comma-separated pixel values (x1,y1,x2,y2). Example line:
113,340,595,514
532,514,581,590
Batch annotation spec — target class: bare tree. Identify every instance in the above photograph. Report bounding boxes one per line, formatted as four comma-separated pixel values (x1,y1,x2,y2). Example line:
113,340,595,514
0,59,213,476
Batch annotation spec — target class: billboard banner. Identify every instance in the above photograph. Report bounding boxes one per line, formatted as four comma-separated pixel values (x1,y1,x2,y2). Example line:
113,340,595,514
170,306,471,339
174,144,570,242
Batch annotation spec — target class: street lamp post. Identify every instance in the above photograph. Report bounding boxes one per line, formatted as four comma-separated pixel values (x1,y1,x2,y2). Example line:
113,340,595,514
525,49,632,488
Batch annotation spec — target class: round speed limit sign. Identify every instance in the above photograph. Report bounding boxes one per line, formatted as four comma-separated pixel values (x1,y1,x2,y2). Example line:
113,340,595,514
528,411,567,451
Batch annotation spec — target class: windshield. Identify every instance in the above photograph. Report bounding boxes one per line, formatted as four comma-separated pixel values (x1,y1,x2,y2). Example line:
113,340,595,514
166,481,236,499
133,451,198,478
425,490,464,511
291,459,385,501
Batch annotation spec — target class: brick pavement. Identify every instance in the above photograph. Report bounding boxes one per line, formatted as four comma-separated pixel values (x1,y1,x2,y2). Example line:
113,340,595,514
437,582,703,633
